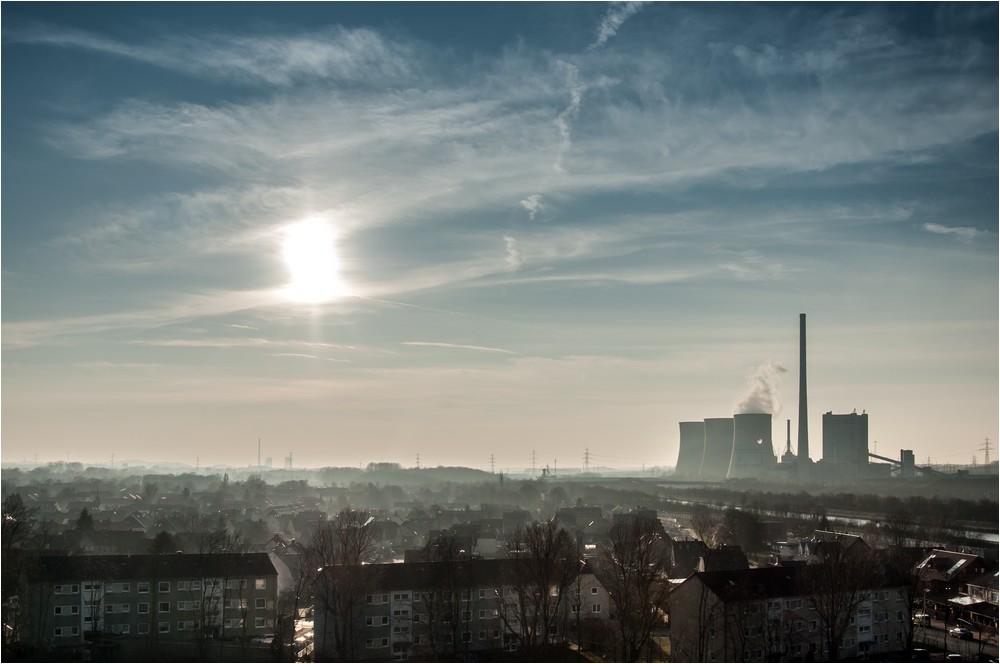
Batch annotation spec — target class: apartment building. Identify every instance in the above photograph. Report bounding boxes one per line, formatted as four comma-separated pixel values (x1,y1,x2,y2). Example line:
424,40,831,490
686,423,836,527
315,558,609,661
21,553,278,650
670,566,909,662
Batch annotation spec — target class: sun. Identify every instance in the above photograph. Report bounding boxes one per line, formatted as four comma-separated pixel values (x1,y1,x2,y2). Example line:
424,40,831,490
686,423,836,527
280,217,349,303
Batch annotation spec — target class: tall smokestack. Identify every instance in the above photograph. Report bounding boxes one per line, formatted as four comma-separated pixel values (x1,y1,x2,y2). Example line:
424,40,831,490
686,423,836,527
797,313,809,464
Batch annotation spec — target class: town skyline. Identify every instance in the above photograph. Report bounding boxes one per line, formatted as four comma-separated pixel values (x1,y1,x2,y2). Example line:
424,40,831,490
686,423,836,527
3,3,997,469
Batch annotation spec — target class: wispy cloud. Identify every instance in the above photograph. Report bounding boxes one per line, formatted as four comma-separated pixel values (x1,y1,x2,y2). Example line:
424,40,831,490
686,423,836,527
504,235,523,270
401,341,518,355
591,1,647,49
922,223,986,242
12,23,416,86
520,193,543,220
269,353,349,363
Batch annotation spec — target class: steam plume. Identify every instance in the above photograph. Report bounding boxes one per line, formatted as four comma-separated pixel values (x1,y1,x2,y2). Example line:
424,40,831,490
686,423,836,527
735,361,787,415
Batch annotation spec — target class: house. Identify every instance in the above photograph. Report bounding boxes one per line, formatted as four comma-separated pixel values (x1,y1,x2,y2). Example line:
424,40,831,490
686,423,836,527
698,545,750,572
670,565,910,662
914,549,991,622
20,553,278,655
951,570,999,632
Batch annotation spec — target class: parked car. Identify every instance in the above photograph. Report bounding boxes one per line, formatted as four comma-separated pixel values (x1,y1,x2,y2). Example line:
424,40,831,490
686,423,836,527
913,613,931,626
949,627,973,640
251,634,275,644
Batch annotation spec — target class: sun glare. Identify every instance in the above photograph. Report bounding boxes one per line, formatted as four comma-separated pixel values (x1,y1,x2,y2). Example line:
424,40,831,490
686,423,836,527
281,218,348,303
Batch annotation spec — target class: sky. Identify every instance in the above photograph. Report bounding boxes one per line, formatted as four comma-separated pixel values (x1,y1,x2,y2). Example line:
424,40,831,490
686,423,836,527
2,2,997,472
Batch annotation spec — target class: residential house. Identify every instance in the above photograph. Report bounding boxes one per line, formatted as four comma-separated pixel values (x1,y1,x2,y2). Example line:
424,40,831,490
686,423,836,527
914,549,991,623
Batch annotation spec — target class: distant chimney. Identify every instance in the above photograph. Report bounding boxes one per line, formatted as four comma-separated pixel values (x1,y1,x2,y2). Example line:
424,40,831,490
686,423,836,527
797,314,809,464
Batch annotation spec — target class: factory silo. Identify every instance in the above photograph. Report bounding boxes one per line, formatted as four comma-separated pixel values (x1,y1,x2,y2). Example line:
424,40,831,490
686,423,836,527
728,412,777,478
676,421,706,477
700,417,734,480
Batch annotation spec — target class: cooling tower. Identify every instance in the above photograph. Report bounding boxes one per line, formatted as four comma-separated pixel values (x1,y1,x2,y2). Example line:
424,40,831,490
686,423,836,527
676,421,706,477
700,417,734,480
727,412,777,478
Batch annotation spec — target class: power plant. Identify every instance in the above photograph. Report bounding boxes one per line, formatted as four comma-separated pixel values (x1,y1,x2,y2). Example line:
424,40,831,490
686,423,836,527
672,313,930,484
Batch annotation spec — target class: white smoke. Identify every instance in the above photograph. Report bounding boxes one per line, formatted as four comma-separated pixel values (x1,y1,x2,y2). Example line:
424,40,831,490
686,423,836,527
734,361,787,415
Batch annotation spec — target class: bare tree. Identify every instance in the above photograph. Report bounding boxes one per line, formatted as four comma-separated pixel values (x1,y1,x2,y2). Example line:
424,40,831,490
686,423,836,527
416,532,465,658
498,520,579,655
2,494,36,646
689,504,716,545
311,508,379,662
800,543,879,661
594,514,672,661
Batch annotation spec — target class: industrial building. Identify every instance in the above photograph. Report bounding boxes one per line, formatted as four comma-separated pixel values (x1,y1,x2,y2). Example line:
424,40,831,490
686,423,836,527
670,314,902,484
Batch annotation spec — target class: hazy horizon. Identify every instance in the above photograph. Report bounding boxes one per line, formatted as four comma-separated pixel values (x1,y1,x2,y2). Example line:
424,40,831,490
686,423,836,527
3,3,997,471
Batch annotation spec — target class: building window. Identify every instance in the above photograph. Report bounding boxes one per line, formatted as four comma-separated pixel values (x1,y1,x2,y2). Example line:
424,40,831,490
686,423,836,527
54,627,62,637
462,632,472,643
177,581,189,591
393,592,409,601
121,624,130,634
138,623,149,635
255,617,266,629
255,598,266,609
159,602,170,612
842,637,855,648
159,622,170,634
255,578,266,590
592,604,601,613
786,599,802,610
461,611,471,621
120,583,130,593
191,580,202,591
138,582,149,593
809,620,817,632
479,589,487,599
158,581,170,593
591,587,599,595
138,603,149,614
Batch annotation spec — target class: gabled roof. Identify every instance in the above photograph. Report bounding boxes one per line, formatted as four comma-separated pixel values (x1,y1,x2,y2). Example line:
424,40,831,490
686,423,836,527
914,550,987,582
27,552,276,583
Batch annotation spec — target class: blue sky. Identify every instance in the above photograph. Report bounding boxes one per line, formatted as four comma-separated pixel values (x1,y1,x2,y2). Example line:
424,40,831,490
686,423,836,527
2,2,997,471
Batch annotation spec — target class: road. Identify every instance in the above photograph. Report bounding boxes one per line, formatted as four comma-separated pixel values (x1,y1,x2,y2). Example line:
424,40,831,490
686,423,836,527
915,624,998,662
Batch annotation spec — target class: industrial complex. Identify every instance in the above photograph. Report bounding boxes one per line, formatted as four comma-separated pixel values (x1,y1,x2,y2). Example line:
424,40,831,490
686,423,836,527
673,314,922,484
